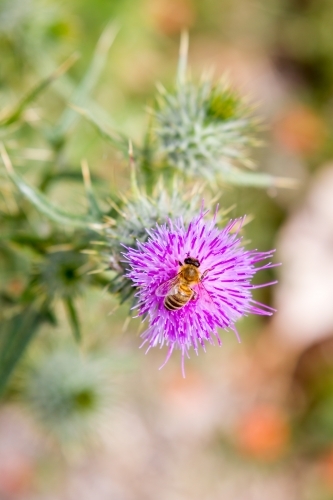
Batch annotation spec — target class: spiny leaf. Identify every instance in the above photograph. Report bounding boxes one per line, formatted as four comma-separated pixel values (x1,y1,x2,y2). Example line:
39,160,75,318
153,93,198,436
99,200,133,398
220,168,299,189
0,303,53,397
70,104,130,155
81,159,103,219
0,145,103,229
38,170,105,186
52,22,119,144
32,54,117,132
140,114,158,193
0,53,79,127
64,297,81,343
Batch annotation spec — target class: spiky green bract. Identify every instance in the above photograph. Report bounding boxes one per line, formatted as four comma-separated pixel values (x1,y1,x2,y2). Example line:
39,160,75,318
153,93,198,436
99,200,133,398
102,181,201,304
24,348,113,444
32,250,89,300
154,78,259,184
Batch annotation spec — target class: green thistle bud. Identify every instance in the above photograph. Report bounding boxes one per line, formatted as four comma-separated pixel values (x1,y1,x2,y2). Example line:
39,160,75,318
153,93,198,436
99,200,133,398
154,77,260,184
24,348,113,444
32,250,89,300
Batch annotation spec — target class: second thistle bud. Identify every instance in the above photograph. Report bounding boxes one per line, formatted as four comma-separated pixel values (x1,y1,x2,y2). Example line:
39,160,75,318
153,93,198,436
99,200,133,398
154,78,259,184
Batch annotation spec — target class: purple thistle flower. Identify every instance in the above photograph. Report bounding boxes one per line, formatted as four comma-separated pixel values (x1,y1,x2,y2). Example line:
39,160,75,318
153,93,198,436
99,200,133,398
123,208,278,376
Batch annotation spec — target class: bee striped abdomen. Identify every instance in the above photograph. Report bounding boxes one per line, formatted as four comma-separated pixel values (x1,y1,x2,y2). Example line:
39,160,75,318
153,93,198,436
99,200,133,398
164,285,193,311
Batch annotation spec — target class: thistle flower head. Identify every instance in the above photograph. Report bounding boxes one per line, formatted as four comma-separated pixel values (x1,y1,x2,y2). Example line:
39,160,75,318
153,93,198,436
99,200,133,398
124,208,278,375
154,78,259,184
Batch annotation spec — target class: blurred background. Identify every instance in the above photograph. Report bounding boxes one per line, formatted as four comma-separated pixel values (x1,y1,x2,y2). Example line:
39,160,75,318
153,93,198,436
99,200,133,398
1,0,333,498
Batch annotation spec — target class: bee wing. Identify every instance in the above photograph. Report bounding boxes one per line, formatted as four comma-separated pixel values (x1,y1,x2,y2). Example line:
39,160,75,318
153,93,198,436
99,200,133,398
155,274,180,297
196,280,214,307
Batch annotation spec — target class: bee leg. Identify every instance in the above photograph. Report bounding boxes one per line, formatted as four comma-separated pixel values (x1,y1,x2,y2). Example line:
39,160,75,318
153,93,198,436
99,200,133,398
191,290,198,301
200,268,212,280
178,261,183,266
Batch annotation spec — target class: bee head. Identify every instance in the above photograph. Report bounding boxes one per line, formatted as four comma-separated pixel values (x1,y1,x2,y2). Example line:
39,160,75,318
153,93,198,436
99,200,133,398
184,257,200,268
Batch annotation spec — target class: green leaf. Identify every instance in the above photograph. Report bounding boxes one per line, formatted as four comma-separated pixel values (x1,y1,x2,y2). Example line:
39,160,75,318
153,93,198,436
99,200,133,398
220,168,299,189
81,160,103,219
1,145,103,228
6,165,96,227
64,298,81,344
32,54,118,132
140,115,157,193
40,170,105,186
70,104,130,155
0,303,52,397
52,22,119,143
0,53,79,127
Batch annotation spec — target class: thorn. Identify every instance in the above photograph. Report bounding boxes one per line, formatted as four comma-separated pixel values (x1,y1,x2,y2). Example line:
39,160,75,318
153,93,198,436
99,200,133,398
96,21,120,55
0,143,14,174
81,158,92,191
54,52,81,79
177,30,189,86
155,82,167,98
179,30,189,59
273,177,300,189
107,304,120,315
128,139,133,159
46,244,74,253
102,215,116,226
122,316,131,333
201,66,215,82
128,140,140,197
69,103,85,115
80,249,99,254
87,268,106,275
107,198,126,217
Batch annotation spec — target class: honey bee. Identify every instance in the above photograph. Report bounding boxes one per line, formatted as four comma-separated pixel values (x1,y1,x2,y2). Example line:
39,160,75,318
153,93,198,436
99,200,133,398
156,256,210,311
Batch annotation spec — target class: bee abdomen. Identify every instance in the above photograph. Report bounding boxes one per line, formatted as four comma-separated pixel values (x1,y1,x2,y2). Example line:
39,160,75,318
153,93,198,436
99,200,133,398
164,293,191,311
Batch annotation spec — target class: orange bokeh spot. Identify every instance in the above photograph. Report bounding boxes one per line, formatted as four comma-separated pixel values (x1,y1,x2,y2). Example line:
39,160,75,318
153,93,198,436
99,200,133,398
318,447,333,490
0,454,34,497
236,405,289,461
147,0,196,36
273,105,326,157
